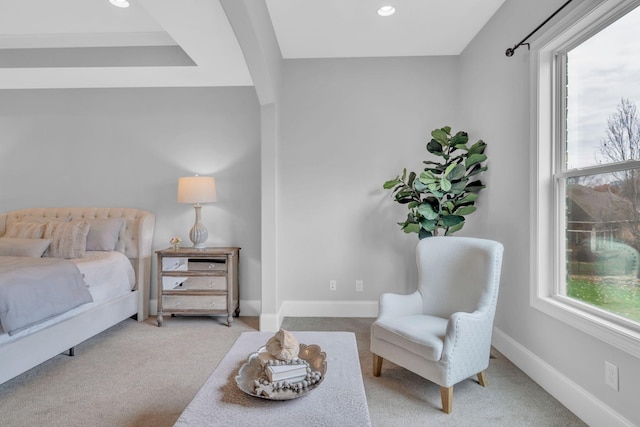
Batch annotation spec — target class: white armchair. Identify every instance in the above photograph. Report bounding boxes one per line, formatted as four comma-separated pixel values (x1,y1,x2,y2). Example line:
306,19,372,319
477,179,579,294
370,236,504,413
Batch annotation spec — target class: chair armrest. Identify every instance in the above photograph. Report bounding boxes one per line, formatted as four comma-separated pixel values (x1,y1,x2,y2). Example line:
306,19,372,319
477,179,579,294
377,291,423,320
442,310,494,362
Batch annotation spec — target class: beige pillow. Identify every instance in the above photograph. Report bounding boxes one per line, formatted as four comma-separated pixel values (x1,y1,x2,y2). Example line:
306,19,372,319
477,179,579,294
43,221,90,259
0,237,51,257
4,222,46,239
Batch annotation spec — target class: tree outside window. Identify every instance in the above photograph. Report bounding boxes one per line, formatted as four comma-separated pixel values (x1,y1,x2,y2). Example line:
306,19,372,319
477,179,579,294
562,7,640,324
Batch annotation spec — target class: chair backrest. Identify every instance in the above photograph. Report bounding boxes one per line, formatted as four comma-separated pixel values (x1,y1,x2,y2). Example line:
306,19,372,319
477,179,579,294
416,236,504,319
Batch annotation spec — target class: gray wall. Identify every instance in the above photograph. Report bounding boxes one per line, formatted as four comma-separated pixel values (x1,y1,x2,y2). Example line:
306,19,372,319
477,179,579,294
0,87,262,309
278,56,460,303
458,0,640,424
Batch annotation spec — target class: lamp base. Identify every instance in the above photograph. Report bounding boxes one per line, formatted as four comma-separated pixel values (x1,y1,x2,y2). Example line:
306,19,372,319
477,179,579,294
189,205,208,249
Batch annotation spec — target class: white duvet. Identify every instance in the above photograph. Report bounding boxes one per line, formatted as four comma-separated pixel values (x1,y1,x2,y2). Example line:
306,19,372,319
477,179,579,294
0,251,135,344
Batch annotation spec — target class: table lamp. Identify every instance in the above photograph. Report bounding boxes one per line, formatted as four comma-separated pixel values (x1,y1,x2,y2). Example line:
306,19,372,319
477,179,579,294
177,175,217,248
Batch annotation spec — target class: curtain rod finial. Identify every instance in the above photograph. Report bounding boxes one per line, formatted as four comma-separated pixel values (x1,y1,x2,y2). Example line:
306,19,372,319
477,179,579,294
505,47,515,57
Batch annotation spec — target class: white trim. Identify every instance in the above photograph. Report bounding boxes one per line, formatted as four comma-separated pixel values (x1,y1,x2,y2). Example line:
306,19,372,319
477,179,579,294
151,298,377,332
259,312,282,333
531,0,640,358
492,328,634,427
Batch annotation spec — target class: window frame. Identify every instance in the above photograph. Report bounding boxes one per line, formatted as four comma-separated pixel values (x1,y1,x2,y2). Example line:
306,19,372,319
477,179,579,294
531,0,640,358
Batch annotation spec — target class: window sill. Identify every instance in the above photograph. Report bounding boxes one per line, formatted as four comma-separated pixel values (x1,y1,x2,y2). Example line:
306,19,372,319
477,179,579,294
531,294,640,358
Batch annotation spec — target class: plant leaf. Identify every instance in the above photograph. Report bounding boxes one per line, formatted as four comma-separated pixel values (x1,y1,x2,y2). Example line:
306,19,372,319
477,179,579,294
440,215,464,227
407,171,416,187
449,181,467,194
468,140,487,155
455,205,477,216
445,222,465,235
417,203,439,220
431,129,450,146
451,131,469,146
457,193,478,204
448,163,466,180
420,219,437,231
465,153,487,169
414,179,428,192
419,170,437,184
466,180,485,194
403,223,421,234
383,178,401,189
427,139,444,156
444,161,457,178
467,164,488,177
418,229,433,239
440,178,452,192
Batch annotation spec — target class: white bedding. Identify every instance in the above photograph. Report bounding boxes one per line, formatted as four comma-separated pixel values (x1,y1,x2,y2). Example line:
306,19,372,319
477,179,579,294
0,251,135,344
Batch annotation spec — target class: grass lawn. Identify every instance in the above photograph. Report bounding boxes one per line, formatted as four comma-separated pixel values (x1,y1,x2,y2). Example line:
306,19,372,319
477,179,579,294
568,276,640,323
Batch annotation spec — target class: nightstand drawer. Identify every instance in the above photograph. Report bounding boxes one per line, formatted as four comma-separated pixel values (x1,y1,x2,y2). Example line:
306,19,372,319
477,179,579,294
188,259,226,272
162,295,227,311
162,276,227,291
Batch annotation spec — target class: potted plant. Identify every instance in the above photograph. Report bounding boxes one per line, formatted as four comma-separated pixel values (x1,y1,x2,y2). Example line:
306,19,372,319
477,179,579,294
383,126,487,239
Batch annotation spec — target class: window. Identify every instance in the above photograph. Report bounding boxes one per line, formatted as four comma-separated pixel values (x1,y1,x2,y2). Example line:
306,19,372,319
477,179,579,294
533,0,640,357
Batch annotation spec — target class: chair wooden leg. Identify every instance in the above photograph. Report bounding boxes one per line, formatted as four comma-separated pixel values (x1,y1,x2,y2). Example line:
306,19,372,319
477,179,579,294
477,370,488,387
372,354,383,377
440,386,453,414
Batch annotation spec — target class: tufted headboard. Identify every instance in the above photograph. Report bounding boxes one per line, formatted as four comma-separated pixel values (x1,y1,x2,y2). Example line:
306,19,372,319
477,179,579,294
0,207,155,320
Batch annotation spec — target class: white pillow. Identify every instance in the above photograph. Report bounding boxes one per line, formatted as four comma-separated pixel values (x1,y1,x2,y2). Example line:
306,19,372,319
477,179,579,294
85,218,124,251
43,221,90,259
0,237,51,257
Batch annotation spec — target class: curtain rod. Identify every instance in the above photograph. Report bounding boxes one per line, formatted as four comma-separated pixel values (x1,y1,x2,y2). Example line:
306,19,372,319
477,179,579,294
505,0,573,57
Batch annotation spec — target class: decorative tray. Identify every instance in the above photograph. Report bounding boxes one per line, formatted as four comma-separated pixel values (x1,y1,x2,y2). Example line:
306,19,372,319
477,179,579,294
235,343,327,400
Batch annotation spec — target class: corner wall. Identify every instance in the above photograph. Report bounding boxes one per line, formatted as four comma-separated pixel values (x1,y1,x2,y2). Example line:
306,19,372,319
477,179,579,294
458,0,639,424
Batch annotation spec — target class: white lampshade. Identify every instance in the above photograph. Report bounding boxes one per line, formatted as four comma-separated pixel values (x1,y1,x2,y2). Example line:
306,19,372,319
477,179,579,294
177,176,217,204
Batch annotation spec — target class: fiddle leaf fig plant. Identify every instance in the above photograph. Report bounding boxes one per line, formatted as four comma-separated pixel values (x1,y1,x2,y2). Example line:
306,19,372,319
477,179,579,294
383,126,487,239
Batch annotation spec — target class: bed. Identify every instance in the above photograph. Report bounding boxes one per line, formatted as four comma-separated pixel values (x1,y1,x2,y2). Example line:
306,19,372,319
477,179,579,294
0,207,155,385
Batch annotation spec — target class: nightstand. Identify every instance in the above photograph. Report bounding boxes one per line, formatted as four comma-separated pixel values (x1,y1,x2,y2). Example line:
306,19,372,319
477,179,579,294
156,247,240,327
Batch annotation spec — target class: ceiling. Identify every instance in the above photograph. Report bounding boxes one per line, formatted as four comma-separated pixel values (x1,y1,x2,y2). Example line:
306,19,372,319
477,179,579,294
0,0,506,90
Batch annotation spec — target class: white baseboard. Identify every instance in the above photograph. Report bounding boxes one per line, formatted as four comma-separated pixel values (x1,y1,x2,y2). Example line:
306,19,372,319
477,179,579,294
492,327,634,427
259,312,282,332
260,300,377,331
149,298,378,330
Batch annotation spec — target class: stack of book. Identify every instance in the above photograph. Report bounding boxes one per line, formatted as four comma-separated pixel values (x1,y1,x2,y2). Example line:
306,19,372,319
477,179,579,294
265,363,308,383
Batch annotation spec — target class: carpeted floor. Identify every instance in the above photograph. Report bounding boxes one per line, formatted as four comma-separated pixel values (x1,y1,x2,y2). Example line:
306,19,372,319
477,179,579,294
0,316,587,426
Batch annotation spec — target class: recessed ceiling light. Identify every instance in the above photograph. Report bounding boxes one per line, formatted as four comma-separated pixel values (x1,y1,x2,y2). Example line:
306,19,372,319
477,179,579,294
378,5,396,17
109,0,130,8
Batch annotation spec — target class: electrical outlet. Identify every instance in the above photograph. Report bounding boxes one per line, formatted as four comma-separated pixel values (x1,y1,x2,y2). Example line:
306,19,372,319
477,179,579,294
329,280,337,291
605,361,619,391
355,280,364,292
